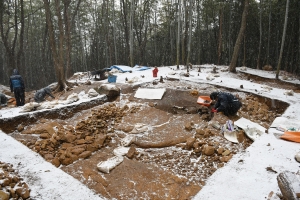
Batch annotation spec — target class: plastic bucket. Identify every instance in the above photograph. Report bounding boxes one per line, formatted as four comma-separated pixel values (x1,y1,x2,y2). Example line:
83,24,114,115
108,75,117,83
197,96,212,107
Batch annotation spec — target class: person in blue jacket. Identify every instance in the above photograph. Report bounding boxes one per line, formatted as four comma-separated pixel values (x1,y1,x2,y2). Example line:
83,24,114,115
9,69,25,106
210,91,242,116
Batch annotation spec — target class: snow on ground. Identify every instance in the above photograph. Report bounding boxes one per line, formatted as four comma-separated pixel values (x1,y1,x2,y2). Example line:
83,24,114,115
1,65,300,199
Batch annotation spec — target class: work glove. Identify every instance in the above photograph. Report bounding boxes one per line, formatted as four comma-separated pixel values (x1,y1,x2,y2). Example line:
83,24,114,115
211,108,217,113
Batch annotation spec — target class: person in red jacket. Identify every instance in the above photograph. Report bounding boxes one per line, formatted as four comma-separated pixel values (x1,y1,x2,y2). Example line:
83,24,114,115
152,67,158,77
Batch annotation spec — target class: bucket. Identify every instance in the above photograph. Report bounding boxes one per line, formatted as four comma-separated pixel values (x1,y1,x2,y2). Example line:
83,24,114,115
197,96,212,107
108,75,117,83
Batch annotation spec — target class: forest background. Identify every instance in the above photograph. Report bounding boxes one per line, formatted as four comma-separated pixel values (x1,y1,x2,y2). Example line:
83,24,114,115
0,0,299,90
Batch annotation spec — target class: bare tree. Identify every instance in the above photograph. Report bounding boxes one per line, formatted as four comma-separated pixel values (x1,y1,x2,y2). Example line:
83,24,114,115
276,0,289,79
0,0,25,77
229,0,249,72
129,0,134,67
176,0,181,70
217,2,224,65
186,0,193,67
256,0,263,69
43,0,69,91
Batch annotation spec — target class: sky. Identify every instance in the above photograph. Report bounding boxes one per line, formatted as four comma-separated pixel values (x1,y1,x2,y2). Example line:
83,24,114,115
1,64,300,200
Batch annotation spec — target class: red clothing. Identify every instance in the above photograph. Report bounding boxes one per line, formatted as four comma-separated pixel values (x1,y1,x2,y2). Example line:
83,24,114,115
152,68,158,77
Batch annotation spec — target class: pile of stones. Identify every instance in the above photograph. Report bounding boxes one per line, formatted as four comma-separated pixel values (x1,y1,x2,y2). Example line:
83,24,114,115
0,161,31,200
21,103,128,167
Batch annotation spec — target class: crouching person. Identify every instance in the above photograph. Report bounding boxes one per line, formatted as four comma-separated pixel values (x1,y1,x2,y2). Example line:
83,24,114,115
210,91,242,116
0,93,8,106
34,87,55,103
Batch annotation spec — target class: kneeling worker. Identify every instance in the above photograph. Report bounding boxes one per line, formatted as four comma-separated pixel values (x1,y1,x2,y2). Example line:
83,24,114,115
34,87,55,103
0,93,8,106
210,91,242,116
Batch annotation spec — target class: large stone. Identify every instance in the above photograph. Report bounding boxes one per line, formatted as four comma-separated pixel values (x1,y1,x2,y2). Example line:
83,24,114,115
40,133,51,139
51,157,61,167
79,151,92,159
44,153,54,161
126,146,136,159
185,137,196,150
15,183,30,199
184,122,194,131
61,157,73,166
222,150,231,156
95,134,107,146
76,139,86,145
71,148,85,155
202,145,215,156
0,191,9,200
65,133,77,143
86,143,99,152
94,84,120,98
61,143,74,150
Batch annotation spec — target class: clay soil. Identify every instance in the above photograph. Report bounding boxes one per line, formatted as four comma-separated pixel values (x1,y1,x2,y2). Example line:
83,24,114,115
1,75,291,200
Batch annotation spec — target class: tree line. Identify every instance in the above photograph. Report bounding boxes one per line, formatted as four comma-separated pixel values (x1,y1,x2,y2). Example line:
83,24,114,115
0,0,299,91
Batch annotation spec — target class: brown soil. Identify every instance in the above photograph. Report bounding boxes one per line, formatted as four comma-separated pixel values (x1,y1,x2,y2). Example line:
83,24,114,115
236,71,300,92
1,76,290,200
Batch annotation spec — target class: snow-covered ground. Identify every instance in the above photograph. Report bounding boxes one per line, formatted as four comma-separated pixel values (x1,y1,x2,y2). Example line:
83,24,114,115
1,65,300,199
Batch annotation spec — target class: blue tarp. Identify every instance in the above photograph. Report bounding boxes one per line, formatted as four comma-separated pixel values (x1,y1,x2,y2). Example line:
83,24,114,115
108,65,151,73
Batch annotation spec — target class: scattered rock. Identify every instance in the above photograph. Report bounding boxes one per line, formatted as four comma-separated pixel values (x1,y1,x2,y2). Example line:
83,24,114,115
184,122,194,131
185,137,196,150
126,147,136,159
202,145,215,156
295,152,300,163
0,161,31,199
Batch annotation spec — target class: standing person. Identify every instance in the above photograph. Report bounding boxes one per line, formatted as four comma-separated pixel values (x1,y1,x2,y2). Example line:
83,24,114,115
210,91,242,116
9,69,25,106
153,67,158,77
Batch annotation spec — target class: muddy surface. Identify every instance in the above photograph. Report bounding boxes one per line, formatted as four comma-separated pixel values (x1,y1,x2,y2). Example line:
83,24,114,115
1,76,290,200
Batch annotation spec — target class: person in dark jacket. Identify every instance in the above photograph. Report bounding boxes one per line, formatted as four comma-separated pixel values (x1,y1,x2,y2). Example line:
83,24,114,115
10,69,25,106
210,91,242,116
34,87,55,103
0,93,8,106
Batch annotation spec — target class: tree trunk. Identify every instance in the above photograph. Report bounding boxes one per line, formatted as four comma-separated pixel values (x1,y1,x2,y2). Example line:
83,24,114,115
63,0,72,78
186,0,193,67
120,0,130,65
176,0,181,70
217,4,224,65
43,0,68,91
129,0,134,67
266,1,271,65
276,0,289,79
229,0,249,73
256,0,263,69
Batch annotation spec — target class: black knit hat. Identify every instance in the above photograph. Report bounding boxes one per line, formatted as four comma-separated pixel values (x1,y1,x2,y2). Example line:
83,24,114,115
210,92,219,100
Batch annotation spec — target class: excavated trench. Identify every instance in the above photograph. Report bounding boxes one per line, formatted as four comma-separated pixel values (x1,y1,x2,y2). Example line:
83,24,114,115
0,79,290,200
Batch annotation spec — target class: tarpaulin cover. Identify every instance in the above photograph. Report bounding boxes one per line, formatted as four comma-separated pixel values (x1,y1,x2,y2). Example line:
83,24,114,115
109,65,151,73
